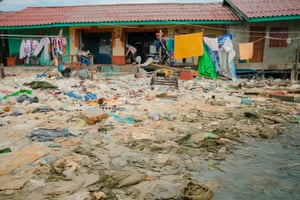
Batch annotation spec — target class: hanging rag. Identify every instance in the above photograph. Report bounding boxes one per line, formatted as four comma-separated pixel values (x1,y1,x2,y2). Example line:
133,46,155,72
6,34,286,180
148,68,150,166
198,44,218,79
203,37,218,51
62,37,67,54
166,38,174,52
239,42,254,60
218,33,233,49
218,37,237,80
174,32,203,59
31,40,39,52
19,40,26,59
33,37,50,60
25,40,32,55
51,38,58,66
206,45,219,73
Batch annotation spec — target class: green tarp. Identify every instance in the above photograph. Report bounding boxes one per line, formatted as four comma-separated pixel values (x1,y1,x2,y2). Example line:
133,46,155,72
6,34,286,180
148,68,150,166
197,45,217,79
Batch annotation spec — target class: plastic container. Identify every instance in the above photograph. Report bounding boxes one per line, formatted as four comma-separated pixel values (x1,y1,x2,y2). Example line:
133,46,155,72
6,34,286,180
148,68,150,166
6,57,15,67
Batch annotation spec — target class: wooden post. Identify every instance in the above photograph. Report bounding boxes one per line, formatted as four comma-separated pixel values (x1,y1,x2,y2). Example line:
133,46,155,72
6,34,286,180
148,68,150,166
296,35,300,81
71,54,74,70
89,55,94,81
0,63,4,79
291,39,300,82
296,48,299,81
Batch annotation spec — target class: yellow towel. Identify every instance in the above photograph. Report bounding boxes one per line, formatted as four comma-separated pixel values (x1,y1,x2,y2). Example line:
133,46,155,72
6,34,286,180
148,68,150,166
239,42,254,60
174,32,203,59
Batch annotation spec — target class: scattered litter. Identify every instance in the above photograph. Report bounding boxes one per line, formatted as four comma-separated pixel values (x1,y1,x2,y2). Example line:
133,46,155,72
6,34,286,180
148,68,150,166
28,128,75,142
31,107,55,113
3,89,32,100
17,94,39,103
0,147,11,154
23,81,58,89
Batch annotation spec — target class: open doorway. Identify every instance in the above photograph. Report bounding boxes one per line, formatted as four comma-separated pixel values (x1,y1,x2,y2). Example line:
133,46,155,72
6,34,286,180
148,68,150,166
126,32,157,63
82,32,112,64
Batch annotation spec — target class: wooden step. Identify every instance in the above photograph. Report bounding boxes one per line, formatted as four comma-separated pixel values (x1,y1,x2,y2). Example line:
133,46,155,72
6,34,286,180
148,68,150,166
151,76,178,88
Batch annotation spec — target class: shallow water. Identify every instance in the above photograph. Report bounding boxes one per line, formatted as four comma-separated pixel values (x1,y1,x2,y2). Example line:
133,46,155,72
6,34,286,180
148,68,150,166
199,123,300,200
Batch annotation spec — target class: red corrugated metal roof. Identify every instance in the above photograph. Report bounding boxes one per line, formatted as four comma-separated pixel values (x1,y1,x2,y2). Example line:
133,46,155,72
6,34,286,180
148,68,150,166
0,3,240,27
226,0,300,18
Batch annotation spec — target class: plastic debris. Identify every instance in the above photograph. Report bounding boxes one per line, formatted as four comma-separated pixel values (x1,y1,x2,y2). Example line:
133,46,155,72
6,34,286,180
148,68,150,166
0,147,11,154
241,98,253,105
3,89,32,100
84,92,97,101
31,107,55,113
28,128,75,142
65,91,82,99
17,94,39,103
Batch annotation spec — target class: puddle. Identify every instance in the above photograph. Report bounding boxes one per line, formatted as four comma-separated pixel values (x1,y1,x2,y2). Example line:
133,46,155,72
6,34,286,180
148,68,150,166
197,123,300,200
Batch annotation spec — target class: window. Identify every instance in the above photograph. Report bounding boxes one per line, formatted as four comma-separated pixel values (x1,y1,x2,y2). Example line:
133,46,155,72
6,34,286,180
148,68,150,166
269,27,288,48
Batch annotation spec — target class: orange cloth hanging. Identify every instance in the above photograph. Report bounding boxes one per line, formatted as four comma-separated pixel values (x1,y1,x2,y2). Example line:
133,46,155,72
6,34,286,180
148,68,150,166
239,42,254,60
174,32,203,59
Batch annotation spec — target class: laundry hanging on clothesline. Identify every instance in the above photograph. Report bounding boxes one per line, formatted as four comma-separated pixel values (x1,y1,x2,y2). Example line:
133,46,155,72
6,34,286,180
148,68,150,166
218,33,237,81
33,37,50,60
198,43,218,79
239,42,254,60
165,38,175,65
203,37,219,73
174,32,203,59
19,36,67,65
19,39,40,59
203,37,218,51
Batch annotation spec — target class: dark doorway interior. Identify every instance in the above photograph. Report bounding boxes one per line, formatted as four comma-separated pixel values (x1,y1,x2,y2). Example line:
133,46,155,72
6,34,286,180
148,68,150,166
126,32,156,63
82,32,112,64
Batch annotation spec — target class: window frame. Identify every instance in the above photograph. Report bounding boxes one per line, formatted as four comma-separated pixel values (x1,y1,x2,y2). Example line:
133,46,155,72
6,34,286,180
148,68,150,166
269,27,288,48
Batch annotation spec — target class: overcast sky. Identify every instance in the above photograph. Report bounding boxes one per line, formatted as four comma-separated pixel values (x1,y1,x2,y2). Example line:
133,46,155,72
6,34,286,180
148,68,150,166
0,0,222,11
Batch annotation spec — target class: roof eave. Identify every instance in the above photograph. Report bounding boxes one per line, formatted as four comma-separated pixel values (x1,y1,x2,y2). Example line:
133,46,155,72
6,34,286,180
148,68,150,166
247,15,300,22
0,20,242,29
224,0,300,23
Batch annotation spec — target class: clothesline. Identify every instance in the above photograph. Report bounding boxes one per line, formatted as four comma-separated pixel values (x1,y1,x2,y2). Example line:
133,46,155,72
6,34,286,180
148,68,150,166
114,23,300,34
0,34,63,38
180,23,300,34
0,36,67,40
231,36,295,45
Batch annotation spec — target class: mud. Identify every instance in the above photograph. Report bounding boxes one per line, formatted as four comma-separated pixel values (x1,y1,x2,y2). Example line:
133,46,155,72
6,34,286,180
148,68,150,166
0,67,299,199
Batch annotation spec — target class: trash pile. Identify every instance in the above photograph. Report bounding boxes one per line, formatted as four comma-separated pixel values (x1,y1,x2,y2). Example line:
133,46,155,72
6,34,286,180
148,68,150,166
0,66,299,200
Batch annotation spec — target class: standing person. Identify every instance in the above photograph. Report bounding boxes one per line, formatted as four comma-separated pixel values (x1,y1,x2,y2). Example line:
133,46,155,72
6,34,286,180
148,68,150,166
126,44,137,63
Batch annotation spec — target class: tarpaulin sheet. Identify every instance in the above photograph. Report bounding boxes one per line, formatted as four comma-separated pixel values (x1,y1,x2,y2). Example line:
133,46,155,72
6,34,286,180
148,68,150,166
218,33,237,80
198,44,217,79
